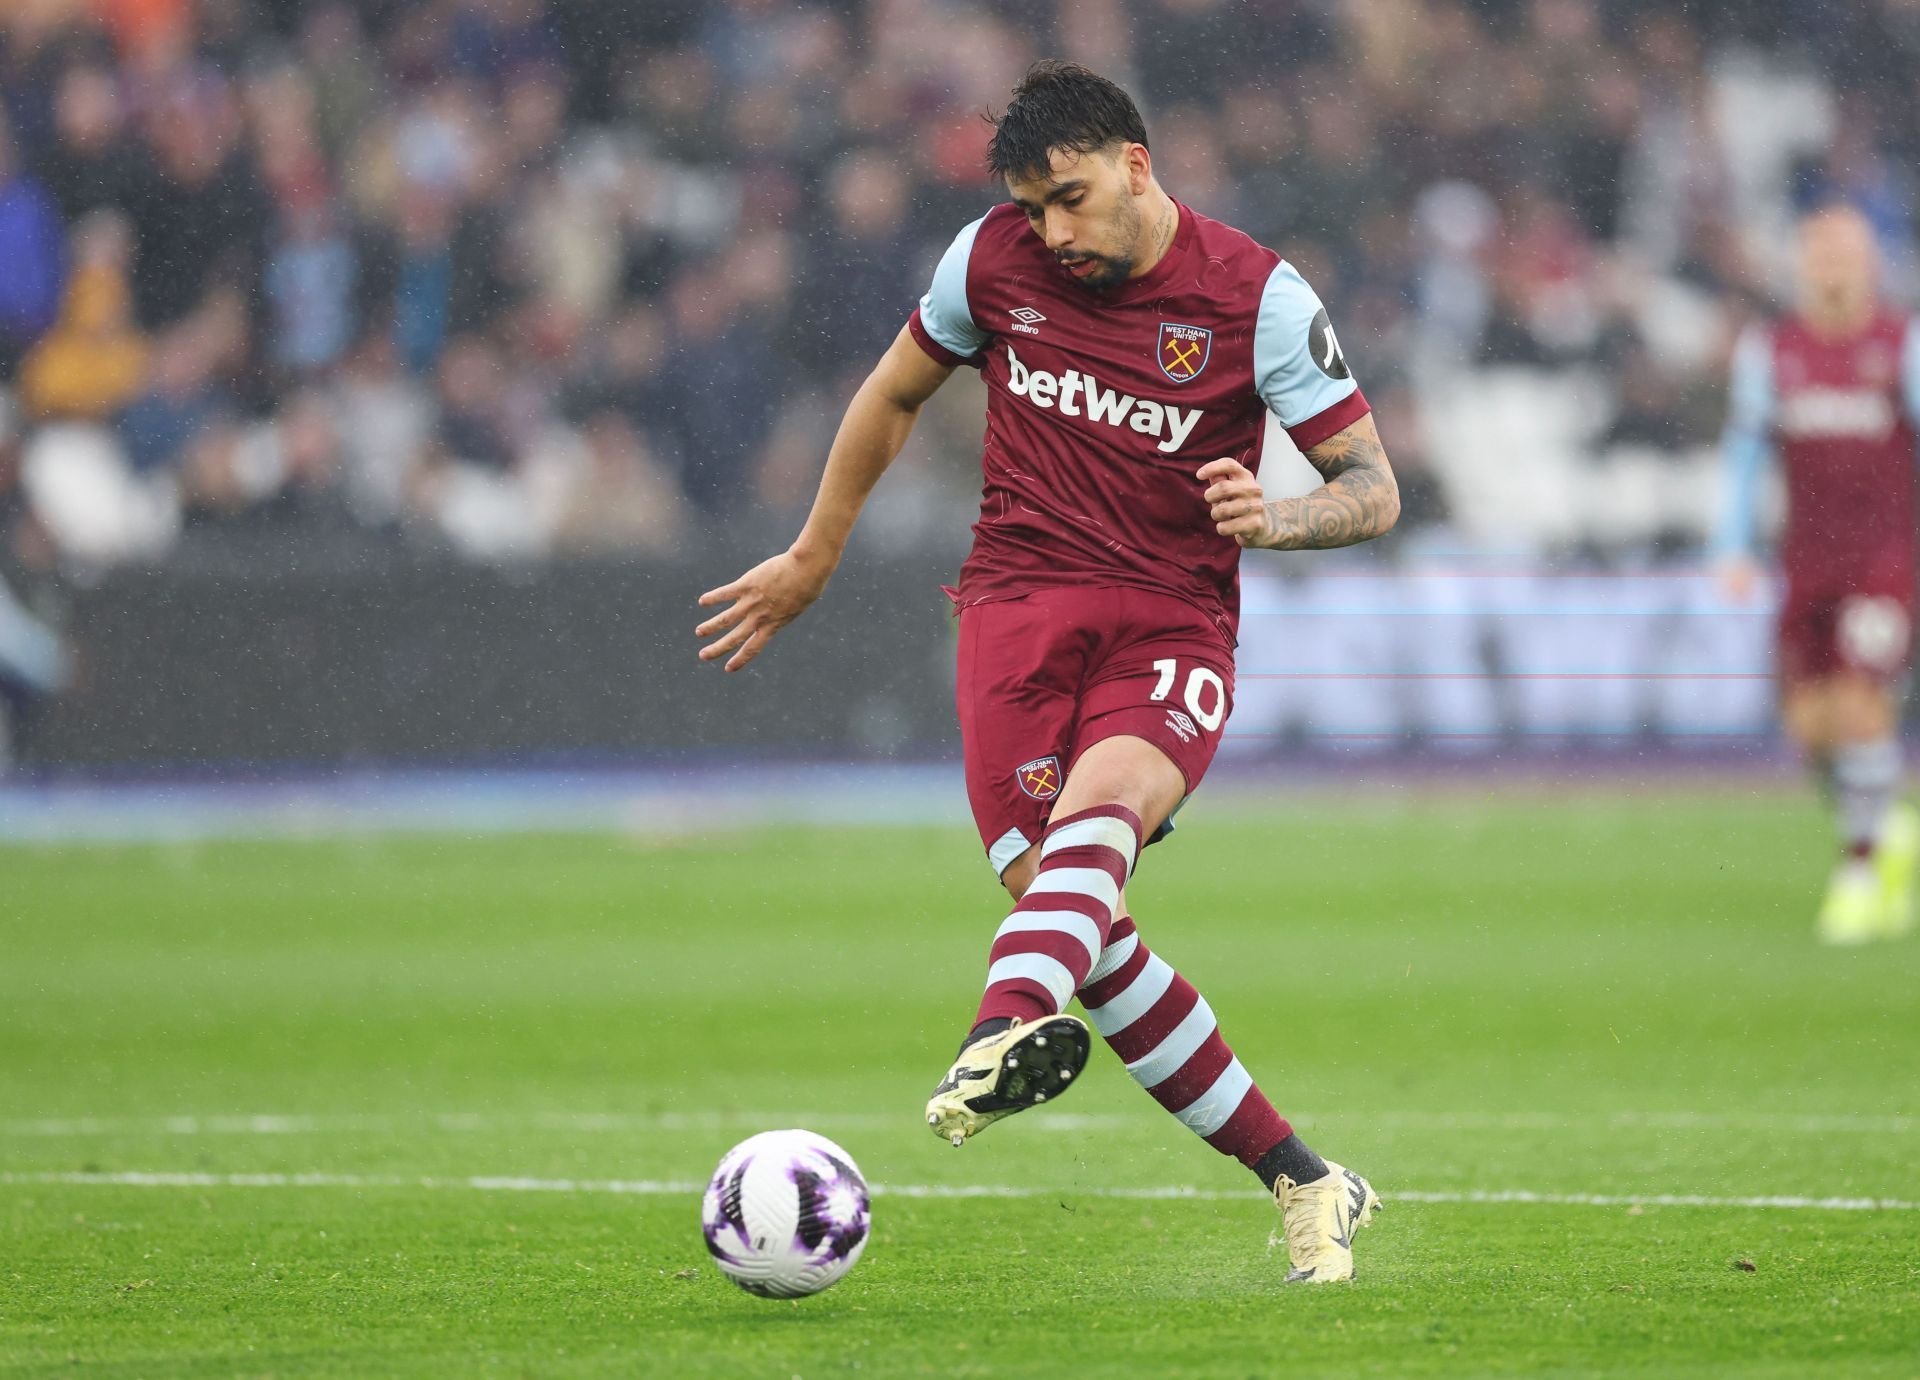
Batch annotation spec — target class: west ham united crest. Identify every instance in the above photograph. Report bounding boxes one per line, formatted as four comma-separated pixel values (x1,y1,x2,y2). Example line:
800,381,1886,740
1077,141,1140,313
1016,755,1062,800
1158,322,1212,383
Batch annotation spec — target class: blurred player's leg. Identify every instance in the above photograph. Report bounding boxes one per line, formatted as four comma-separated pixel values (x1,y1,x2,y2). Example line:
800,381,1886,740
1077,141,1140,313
1780,586,1916,942
1833,735,1900,855
1827,672,1914,941
1787,683,1876,944
1788,674,1912,944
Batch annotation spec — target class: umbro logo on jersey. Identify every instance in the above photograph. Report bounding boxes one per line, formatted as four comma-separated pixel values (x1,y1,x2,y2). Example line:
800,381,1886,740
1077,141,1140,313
1010,306,1045,336
1004,346,1204,454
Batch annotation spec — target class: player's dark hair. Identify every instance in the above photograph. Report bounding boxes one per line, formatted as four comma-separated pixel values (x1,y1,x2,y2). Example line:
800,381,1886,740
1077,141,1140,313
985,60,1149,183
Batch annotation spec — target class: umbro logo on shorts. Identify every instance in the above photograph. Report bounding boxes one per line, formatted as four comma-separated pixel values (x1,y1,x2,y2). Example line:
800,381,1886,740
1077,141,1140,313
1016,755,1062,800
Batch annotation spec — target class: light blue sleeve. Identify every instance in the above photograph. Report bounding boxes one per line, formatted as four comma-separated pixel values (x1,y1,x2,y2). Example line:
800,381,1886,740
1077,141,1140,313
1252,261,1361,429
916,215,989,359
1902,317,1920,428
1713,324,1775,560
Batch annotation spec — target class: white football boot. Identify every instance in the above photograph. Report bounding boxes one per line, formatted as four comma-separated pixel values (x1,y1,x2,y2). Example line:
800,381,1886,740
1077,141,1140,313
925,1015,1091,1147
1273,1162,1383,1283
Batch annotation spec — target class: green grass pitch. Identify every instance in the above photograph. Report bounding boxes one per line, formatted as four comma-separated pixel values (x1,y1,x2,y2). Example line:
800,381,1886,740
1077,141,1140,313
3,790,1918,1377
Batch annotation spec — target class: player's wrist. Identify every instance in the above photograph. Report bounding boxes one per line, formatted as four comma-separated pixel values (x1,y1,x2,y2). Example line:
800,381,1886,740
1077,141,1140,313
1255,499,1302,550
788,534,843,576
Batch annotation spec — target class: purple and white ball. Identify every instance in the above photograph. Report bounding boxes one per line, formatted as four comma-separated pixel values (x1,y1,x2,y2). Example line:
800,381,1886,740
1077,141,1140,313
701,1129,871,1298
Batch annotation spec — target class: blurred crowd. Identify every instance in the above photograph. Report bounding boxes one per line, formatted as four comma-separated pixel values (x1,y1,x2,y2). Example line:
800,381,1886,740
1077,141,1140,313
0,0,1916,577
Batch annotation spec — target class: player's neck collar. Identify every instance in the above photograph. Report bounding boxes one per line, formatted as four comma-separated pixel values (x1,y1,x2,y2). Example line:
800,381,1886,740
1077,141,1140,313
1797,303,1877,340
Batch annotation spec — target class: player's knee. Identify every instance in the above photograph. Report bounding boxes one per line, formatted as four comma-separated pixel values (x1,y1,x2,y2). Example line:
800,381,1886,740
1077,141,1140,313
1831,678,1896,741
999,845,1040,901
1056,739,1184,834
1781,687,1833,751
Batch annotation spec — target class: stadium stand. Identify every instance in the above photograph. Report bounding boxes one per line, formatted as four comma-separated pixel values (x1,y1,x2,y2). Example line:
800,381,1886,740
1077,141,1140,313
0,0,1908,762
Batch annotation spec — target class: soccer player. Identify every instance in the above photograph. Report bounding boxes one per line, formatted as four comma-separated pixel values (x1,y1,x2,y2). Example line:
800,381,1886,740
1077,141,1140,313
1716,203,1920,944
696,63,1397,1281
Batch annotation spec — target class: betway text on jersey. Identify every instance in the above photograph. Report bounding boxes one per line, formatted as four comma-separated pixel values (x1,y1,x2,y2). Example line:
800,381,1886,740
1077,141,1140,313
1004,346,1204,454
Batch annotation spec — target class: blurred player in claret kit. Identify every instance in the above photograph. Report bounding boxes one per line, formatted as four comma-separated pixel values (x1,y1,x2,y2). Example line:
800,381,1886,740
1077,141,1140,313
1716,204,1920,945
696,62,1398,1281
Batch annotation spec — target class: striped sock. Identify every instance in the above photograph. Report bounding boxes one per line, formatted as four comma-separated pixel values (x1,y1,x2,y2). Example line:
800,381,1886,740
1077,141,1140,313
976,805,1142,1026
1833,737,1902,857
1079,915,1291,1169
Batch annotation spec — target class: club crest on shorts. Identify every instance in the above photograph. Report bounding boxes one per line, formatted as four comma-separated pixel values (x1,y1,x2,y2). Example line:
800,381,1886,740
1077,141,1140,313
1016,755,1062,800
1158,322,1212,383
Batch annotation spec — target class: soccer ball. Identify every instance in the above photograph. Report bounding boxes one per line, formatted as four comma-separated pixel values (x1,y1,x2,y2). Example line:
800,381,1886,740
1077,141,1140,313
700,1129,871,1297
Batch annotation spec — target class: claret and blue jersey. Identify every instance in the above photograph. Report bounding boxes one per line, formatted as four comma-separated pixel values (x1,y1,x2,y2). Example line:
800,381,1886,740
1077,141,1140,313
1717,310,1920,587
907,199,1370,636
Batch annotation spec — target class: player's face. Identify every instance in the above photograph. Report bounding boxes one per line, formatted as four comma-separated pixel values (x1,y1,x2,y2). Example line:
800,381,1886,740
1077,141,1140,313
1798,209,1878,316
1005,145,1148,293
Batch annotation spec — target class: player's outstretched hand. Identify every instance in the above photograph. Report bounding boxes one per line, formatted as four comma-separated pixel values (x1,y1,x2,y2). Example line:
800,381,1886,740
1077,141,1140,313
695,548,834,672
1198,457,1274,549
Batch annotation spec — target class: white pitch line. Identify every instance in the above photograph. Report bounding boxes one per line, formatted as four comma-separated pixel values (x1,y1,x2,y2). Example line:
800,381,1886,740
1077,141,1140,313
0,1171,1912,1213
1,1109,1913,1137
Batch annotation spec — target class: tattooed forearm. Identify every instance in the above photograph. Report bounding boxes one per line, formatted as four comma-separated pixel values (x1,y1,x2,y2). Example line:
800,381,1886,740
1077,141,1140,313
1251,414,1399,550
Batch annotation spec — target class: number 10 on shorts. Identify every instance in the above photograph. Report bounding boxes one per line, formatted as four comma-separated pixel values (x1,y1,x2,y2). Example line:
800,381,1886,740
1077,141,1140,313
1150,658,1227,732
